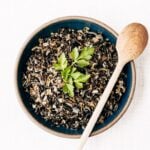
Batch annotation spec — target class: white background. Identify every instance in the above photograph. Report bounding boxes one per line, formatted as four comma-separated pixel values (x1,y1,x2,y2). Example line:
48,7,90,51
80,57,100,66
0,0,150,150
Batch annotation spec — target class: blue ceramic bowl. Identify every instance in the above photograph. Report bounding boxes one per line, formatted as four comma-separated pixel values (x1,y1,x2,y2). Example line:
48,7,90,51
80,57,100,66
16,16,136,138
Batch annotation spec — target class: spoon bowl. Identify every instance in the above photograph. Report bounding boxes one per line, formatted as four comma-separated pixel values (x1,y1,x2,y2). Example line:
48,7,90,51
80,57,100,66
117,23,148,63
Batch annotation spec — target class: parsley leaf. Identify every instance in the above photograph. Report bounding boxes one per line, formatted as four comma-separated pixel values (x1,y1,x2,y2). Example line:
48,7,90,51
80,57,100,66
71,67,77,74
74,73,90,89
53,63,62,70
68,77,73,84
77,59,89,68
63,84,68,93
70,47,79,61
69,46,94,68
75,74,91,83
78,47,94,60
71,71,83,79
63,83,74,97
75,82,83,89
61,66,71,81
53,53,67,70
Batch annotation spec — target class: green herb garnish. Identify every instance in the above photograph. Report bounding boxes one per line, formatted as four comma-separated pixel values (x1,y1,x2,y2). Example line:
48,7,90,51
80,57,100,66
53,46,94,97
70,47,94,67
53,53,68,70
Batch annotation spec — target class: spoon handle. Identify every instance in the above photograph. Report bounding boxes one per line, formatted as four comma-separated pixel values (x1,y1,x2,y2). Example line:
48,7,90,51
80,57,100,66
78,61,125,150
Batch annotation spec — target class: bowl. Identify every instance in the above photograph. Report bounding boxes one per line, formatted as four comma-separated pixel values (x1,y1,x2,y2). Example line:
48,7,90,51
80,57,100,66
16,16,136,138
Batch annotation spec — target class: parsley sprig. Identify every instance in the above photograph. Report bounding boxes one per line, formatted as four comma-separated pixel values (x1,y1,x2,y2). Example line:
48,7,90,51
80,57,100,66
53,46,94,97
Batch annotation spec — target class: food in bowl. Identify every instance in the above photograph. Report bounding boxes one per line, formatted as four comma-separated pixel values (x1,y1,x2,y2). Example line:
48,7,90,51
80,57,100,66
22,27,126,130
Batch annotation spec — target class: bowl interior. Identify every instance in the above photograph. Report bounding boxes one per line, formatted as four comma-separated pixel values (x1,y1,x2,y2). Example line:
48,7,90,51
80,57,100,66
17,18,133,136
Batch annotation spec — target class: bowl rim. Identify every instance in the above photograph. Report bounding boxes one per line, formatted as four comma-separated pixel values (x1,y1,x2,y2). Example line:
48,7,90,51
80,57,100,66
15,16,136,139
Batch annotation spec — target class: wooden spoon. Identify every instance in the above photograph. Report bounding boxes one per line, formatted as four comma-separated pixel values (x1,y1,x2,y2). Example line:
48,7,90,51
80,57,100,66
78,23,148,150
